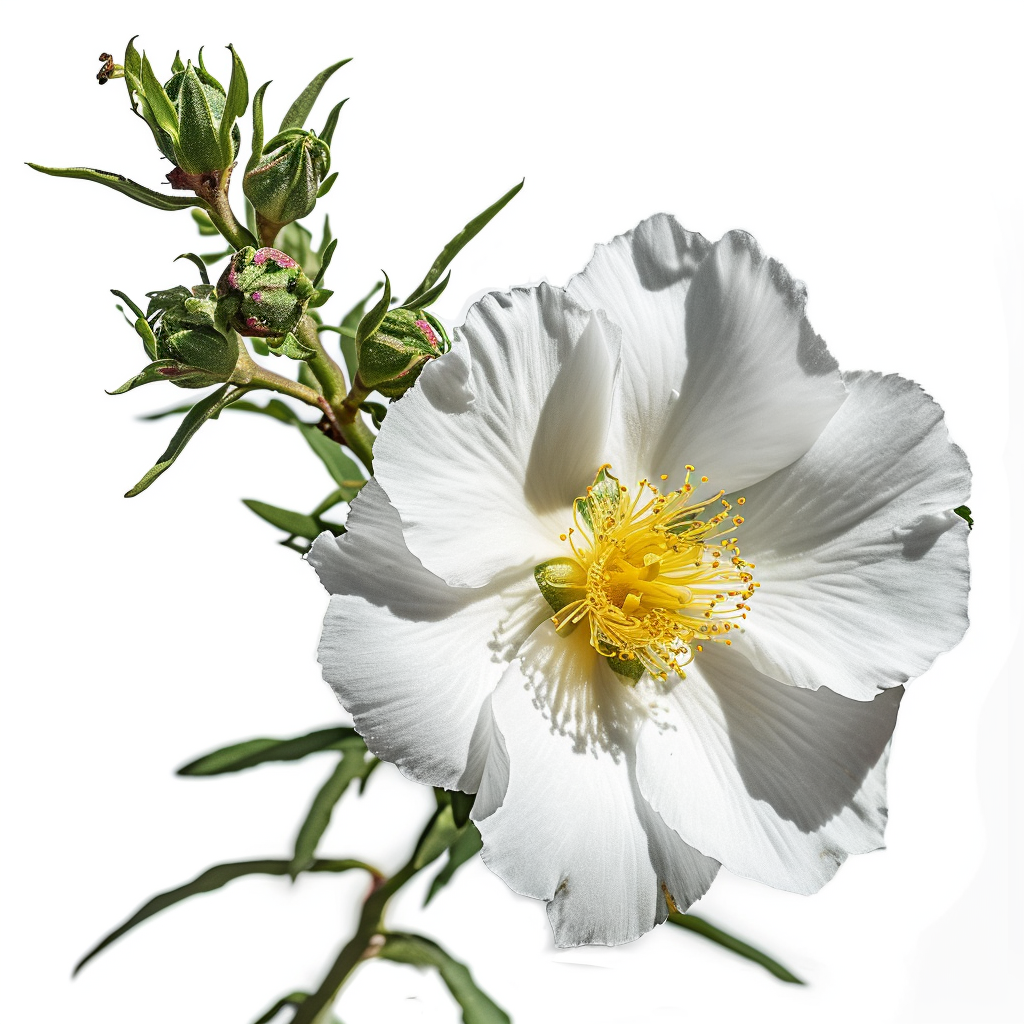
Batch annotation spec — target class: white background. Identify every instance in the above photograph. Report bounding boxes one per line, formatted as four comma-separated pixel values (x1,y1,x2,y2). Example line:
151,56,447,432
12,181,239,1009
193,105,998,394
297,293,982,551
3,2,1021,1022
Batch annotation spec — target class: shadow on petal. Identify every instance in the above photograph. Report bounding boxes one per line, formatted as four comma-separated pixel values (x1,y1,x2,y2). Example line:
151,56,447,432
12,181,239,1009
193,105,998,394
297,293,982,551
706,654,903,833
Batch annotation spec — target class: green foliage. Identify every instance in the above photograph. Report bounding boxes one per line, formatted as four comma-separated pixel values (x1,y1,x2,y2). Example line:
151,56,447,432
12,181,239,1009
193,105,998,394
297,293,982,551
666,912,804,984
125,384,255,496
243,498,344,541
177,726,360,776
74,858,374,976
378,933,511,1024
27,164,211,213
250,992,342,1024
424,822,483,906
404,179,524,307
191,208,220,235
298,423,364,492
291,741,379,876
413,805,463,871
280,59,351,132
954,504,973,528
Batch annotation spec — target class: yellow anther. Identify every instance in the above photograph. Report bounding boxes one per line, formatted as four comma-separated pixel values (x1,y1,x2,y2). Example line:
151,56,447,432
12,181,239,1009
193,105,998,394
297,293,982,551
537,465,758,683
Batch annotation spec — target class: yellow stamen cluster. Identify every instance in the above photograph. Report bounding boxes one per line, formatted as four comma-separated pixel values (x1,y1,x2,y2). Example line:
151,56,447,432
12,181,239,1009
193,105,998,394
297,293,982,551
536,465,757,683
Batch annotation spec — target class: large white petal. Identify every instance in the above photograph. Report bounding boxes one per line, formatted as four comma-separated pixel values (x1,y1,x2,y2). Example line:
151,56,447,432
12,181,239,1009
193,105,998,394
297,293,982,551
732,371,971,700
565,214,711,483
474,622,718,947
650,229,847,493
636,645,902,893
310,480,549,791
375,286,621,587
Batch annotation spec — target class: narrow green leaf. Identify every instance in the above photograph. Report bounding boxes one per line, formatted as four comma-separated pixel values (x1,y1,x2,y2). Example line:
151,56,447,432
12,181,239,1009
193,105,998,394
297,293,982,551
276,221,317,277
140,52,180,140
195,47,226,93
200,250,233,266
262,127,309,153
74,860,291,975
27,164,210,213
308,288,334,309
310,487,358,519
405,180,524,306
291,743,378,876
174,252,210,285
171,51,185,75
139,403,195,420
355,273,391,348
312,238,338,289
250,991,309,1024
954,504,973,528
378,933,511,1024
280,59,351,132
75,858,371,976
110,289,147,322
124,36,142,109
246,81,271,173
424,823,482,906
666,913,805,984
243,499,344,540
177,726,359,776
317,171,339,198
320,99,347,148
107,359,218,394
226,398,306,424
334,282,382,378
412,806,462,871
192,210,219,238
298,423,364,488
402,270,450,311
220,44,249,163
125,384,253,497
359,401,387,430
251,990,343,1024
317,215,333,260
178,64,223,173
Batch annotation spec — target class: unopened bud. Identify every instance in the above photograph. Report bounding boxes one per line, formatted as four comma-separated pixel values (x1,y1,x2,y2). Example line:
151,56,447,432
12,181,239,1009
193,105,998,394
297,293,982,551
244,130,330,239
356,308,448,399
215,247,315,339
147,284,238,384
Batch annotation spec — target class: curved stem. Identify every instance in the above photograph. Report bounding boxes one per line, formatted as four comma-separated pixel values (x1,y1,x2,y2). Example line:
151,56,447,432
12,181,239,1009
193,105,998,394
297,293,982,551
298,317,348,407
231,345,325,409
297,317,376,472
172,165,254,250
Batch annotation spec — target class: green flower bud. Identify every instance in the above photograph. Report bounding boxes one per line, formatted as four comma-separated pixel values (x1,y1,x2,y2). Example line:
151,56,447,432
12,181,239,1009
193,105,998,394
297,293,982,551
123,40,247,178
244,129,331,239
356,308,449,399
147,284,239,385
215,247,316,339
110,281,240,394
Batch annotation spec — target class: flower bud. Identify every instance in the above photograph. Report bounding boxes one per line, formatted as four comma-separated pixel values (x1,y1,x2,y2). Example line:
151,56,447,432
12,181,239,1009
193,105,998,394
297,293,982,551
356,308,449,399
244,130,331,239
123,40,246,178
147,284,238,384
215,247,316,339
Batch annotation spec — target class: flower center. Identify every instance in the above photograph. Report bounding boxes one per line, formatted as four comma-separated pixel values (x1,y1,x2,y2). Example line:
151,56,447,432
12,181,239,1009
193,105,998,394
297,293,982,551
534,465,757,683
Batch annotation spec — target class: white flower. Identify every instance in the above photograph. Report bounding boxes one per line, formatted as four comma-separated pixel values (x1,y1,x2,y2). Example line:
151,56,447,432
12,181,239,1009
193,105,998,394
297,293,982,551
309,215,971,947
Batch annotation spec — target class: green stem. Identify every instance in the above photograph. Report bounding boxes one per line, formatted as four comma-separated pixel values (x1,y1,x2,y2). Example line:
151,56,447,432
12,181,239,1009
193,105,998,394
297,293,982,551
289,846,425,1024
231,345,324,409
299,317,348,407
203,169,255,250
298,318,376,472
